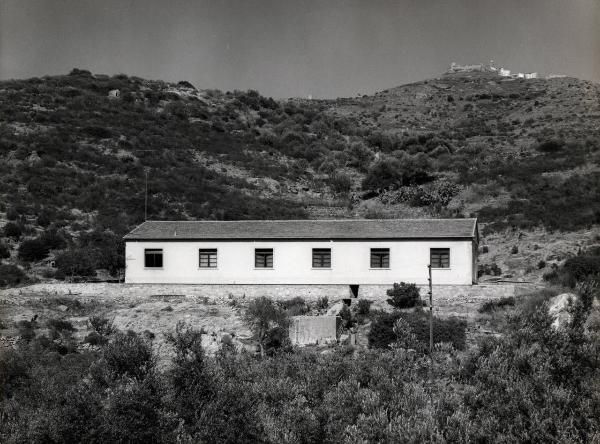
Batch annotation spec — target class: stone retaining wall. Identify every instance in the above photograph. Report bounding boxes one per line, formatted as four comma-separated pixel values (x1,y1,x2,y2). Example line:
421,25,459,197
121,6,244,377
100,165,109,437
1,282,527,302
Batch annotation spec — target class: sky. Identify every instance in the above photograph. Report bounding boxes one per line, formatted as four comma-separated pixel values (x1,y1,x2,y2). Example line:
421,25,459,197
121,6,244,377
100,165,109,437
1,0,599,98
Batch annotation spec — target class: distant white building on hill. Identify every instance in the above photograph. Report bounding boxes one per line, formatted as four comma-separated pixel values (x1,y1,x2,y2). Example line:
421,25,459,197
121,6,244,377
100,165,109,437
123,219,480,296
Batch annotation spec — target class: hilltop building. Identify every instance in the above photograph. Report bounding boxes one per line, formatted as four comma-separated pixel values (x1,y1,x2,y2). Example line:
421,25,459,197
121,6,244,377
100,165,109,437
123,219,479,297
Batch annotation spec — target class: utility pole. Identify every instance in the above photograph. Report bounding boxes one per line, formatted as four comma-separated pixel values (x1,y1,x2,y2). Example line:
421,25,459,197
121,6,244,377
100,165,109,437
428,264,434,378
144,167,149,221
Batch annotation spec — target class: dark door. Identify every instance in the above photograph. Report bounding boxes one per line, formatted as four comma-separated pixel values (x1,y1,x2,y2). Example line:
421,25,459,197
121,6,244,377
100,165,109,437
349,285,359,298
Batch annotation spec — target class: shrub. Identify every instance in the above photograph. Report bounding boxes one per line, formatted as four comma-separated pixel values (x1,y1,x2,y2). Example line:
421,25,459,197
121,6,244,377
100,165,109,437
328,171,353,195
478,296,516,313
339,304,354,330
368,310,466,350
279,297,309,316
0,242,10,260
511,245,519,254
4,222,22,239
316,296,329,310
84,331,107,345
6,207,19,220
0,264,26,287
18,238,50,262
537,260,546,269
47,318,75,332
362,153,432,191
386,282,422,309
15,319,37,342
536,139,563,152
54,248,96,278
101,331,154,381
355,299,373,316
478,262,502,277
39,228,68,250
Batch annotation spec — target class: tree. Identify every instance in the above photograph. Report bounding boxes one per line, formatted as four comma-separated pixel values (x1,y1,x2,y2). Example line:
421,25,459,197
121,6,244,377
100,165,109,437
243,297,289,357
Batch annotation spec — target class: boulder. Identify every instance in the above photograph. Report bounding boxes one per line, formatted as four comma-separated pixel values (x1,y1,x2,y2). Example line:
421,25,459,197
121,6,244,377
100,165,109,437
548,293,578,330
326,301,344,316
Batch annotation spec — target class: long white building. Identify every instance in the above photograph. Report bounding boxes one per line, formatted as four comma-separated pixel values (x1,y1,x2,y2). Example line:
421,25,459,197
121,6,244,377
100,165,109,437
123,219,479,294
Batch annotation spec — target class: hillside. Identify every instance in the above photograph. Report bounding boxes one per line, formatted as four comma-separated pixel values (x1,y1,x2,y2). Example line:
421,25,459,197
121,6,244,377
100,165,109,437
0,68,599,284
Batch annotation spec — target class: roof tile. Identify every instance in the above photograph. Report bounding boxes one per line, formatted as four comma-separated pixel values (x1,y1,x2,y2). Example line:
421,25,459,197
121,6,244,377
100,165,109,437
124,219,478,240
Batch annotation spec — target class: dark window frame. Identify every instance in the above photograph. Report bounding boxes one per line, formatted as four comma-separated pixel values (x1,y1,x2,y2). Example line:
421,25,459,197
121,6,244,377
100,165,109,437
312,248,332,268
199,248,218,268
430,248,450,268
144,248,163,268
370,248,390,268
255,248,274,268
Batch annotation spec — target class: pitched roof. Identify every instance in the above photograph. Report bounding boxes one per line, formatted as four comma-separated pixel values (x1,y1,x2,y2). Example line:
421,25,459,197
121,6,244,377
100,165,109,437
124,219,478,241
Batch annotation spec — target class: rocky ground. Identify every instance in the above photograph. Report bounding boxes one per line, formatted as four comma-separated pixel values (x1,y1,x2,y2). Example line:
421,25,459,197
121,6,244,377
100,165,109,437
0,281,546,365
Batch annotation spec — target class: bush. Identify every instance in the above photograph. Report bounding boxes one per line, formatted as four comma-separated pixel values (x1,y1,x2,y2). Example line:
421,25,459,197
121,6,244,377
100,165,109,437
101,331,154,381
339,304,354,329
18,238,50,262
55,248,96,278
537,260,546,269
478,262,502,277
4,222,22,239
0,264,26,287
478,296,516,313
15,319,37,342
84,331,107,346
355,299,373,316
536,139,563,153
0,242,10,260
316,296,329,310
47,318,75,332
279,297,309,316
386,282,422,309
89,315,114,336
328,171,353,195
511,245,519,254
362,153,432,191
368,310,466,350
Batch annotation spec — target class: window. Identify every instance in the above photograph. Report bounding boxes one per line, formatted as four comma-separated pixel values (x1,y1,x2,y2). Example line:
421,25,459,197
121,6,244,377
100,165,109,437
370,248,390,268
255,248,273,268
312,248,331,268
430,248,450,268
199,249,217,268
144,249,163,268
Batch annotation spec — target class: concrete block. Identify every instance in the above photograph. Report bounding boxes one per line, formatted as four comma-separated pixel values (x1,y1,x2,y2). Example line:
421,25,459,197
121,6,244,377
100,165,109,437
289,315,338,345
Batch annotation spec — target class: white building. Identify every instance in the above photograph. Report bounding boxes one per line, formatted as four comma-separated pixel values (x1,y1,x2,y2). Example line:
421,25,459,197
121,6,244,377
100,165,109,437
499,68,511,77
124,219,479,294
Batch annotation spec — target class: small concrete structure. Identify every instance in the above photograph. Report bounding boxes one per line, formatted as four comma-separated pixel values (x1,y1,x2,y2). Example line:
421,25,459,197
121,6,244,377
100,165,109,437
108,89,120,98
289,316,338,345
499,68,511,77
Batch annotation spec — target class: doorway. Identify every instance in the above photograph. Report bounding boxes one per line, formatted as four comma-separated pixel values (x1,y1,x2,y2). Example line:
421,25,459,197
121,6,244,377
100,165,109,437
349,284,359,298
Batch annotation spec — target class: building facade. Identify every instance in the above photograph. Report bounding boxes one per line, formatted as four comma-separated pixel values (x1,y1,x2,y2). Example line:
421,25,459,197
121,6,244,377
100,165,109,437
124,219,479,289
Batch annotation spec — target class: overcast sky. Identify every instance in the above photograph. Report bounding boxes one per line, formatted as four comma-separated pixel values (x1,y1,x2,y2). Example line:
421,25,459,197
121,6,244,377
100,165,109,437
1,0,598,98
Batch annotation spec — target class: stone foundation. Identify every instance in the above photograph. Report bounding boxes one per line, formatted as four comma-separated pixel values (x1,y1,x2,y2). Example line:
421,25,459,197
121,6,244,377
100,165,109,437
1,282,525,301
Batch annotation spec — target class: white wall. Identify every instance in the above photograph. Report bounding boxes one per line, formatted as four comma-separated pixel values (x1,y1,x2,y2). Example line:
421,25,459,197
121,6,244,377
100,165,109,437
125,240,475,285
